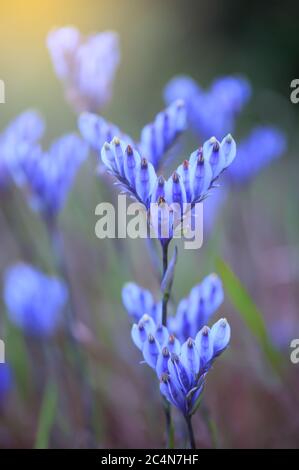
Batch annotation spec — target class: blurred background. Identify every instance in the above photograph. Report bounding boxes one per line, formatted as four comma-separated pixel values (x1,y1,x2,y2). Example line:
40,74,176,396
0,0,299,449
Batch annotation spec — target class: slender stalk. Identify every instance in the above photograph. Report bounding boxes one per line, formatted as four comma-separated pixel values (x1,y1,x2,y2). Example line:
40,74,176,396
161,242,169,327
160,241,173,447
185,414,196,449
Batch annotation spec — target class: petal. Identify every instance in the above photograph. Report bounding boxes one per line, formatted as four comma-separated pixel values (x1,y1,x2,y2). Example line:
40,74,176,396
195,326,214,371
156,346,171,377
211,318,231,356
181,338,200,384
168,353,190,394
142,334,161,369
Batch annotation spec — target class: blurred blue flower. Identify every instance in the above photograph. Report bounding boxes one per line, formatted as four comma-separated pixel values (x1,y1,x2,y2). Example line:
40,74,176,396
164,75,251,139
228,126,286,184
78,100,187,169
169,274,224,342
19,134,87,218
47,27,120,113
0,363,12,402
131,313,230,416
3,263,68,337
122,282,162,323
0,110,45,188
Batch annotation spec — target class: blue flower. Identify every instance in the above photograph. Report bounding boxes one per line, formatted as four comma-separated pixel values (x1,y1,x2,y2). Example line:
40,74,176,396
101,133,236,206
19,134,87,218
0,110,44,188
47,27,120,113
228,126,286,184
3,263,68,337
122,282,162,323
0,363,12,402
123,274,224,342
169,274,224,342
101,133,236,244
131,313,230,416
164,75,251,139
79,100,187,170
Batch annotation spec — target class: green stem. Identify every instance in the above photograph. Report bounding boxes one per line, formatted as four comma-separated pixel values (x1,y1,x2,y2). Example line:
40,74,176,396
162,242,169,327
161,241,173,447
185,414,196,449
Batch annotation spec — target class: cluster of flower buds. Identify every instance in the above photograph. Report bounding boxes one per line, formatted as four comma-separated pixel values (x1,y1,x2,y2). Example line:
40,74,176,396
168,274,224,342
3,264,68,337
0,110,45,189
47,27,120,113
122,282,162,324
164,74,251,139
100,132,236,243
131,313,230,416
122,274,224,342
17,133,87,218
79,100,187,170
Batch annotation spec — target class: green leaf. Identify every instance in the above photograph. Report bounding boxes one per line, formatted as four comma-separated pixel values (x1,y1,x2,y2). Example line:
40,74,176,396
216,257,282,373
5,321,31,398
34,381,58,449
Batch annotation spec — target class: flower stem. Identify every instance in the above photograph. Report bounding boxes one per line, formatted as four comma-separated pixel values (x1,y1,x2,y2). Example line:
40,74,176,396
161,241,173,447
161,242,169,327
185,414,196,449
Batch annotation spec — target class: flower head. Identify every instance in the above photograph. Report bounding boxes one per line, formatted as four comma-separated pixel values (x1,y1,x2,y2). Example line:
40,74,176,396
164,75,251,139
122,282,162,324
18,134,87,218
3,263,68,337
131,313,230,416
47,27,120,113
0,110,45,188
101,133,236,244
123,274,223,340
169,274,224,342
228,126,286,184
79,100,187,170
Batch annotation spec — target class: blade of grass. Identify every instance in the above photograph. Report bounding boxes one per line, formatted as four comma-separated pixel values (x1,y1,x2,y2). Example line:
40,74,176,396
34,381,58,449
216,257,283,374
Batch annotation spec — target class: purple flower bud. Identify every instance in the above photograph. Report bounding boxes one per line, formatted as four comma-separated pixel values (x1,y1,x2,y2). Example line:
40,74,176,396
166,334,181,355
180,338,200,383
165,171,187,207
221,133,236,168
168,353,191,394
156,346,170,377
160,372,186,414
155,324,169,346
143,334,161,369
78,112,133,152
195,326,214,372
124,145,141,189
176,159,192,203
151,175,166,204
139,100,187,169
135,157,157,206
211,318,231,356
189,148,213,203
203,137,225,179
